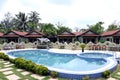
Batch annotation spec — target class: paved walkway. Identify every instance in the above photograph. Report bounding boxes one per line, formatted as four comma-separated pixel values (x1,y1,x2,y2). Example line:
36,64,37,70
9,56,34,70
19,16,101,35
0,59,58,80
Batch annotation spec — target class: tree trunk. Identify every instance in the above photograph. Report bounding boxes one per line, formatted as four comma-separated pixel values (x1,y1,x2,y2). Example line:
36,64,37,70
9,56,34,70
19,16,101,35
82,48,84,52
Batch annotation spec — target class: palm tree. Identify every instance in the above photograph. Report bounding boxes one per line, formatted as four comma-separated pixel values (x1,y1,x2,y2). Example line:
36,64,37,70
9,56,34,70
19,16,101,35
28,11,41,30
15,12,28,31
40,23,57,37
57,26,72,34
80,43,86,52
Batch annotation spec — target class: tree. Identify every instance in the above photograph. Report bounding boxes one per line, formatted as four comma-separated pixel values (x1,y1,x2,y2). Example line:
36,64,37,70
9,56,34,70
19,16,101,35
80,43,86,52
1,12,14,32
88,22,104,34
28,11,41,30
15,12,28,31
57,26,72,34
107,23,119,31
40,23,57,37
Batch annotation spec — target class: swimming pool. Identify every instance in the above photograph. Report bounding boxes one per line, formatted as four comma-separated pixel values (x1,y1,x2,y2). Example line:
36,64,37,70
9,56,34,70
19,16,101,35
7,49,117,79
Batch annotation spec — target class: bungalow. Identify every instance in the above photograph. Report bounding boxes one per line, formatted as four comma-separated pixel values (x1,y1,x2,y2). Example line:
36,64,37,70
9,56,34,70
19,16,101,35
2,30,44,43
57,30,100,43
101,29,120,44
2,30,27,43
25,30,44,42
57,31,76,43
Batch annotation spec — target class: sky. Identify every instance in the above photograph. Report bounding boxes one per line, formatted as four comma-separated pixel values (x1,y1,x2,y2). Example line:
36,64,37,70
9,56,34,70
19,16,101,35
0,0,120,30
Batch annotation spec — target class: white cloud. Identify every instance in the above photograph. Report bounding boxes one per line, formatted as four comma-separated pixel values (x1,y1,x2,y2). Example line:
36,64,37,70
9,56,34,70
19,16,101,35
0,0,120,30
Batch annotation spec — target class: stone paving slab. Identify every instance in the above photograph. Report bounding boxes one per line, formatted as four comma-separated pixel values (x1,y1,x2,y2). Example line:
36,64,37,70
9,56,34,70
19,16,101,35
4,62,10,65
16,69,24,72
4,64,14,67
21,71,31,75
117,72,120,75
3,71,13,75
31,74,45,80
107,77,117,80
49,78,58,80
6,74,20,80
1,61,7,63
0,67,13,72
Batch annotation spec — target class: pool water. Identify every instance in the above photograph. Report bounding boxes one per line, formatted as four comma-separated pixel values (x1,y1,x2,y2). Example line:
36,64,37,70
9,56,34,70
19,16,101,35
8,50,110,71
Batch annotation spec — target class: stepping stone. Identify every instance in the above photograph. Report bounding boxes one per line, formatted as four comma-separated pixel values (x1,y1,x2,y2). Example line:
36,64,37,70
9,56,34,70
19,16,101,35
16,69,24,72
4,64,14,67
0,67,12,72
4,62,10,65
6,74,20,80
1,61,7,63
117,72,120,75
107,77,116,80
31,74,45,80
49,78,58,80
3,71,13,75
21,71,31,75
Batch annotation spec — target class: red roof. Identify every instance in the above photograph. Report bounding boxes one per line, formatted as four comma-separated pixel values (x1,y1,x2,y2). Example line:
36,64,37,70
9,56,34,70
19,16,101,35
12,30,28,36
80,30,99,36
73,32,83,36
0,32,3,37
3,30,27,37
57,34,75,37
25,34,43,37
25,31,44,38
101,30,120,36
57,31,75,37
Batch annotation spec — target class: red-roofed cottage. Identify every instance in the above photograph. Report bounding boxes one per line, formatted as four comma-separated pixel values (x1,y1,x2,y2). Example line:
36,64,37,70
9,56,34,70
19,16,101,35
57,31,76,43
2,30,44,43
101,29,120,44
77,30,100,43
2,30,27,43
25,30,44,42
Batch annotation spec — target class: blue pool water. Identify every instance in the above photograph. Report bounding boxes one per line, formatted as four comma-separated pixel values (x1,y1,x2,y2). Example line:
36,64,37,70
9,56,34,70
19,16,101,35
8,50,112,71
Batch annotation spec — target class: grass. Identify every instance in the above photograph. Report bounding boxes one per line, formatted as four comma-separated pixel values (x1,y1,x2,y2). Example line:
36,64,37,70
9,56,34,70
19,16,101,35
111,64,120,79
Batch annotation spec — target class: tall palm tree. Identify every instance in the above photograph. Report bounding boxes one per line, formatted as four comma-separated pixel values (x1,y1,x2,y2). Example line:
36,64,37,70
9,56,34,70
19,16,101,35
28,11,41,30
15,12,28,31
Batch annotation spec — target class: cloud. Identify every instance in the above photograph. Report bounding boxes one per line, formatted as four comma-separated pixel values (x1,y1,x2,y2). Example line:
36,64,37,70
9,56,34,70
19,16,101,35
0,0,120,30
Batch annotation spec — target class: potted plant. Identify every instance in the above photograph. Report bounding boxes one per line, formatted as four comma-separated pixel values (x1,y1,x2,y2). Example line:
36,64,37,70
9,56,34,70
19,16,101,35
80,43,86,52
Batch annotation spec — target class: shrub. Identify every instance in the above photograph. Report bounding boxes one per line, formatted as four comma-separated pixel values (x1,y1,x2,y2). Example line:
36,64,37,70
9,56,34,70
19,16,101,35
82,76,90,80
9,58,15,63
51,71,58,78
32,65,49,75
40,66,49,75
75,41,80,46
0,52,9,60
102,70,111,78
14,58,26,69
80,43,86,52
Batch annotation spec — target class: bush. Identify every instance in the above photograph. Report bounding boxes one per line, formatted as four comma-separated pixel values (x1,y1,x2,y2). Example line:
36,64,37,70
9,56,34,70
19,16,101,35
82,76,89,80
14,58,26,69
40,66,49,75
32,64,49,75
9,58,15,63
0,52,9,60
51,71,58,78
75,41,80,46
102,70,111,78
